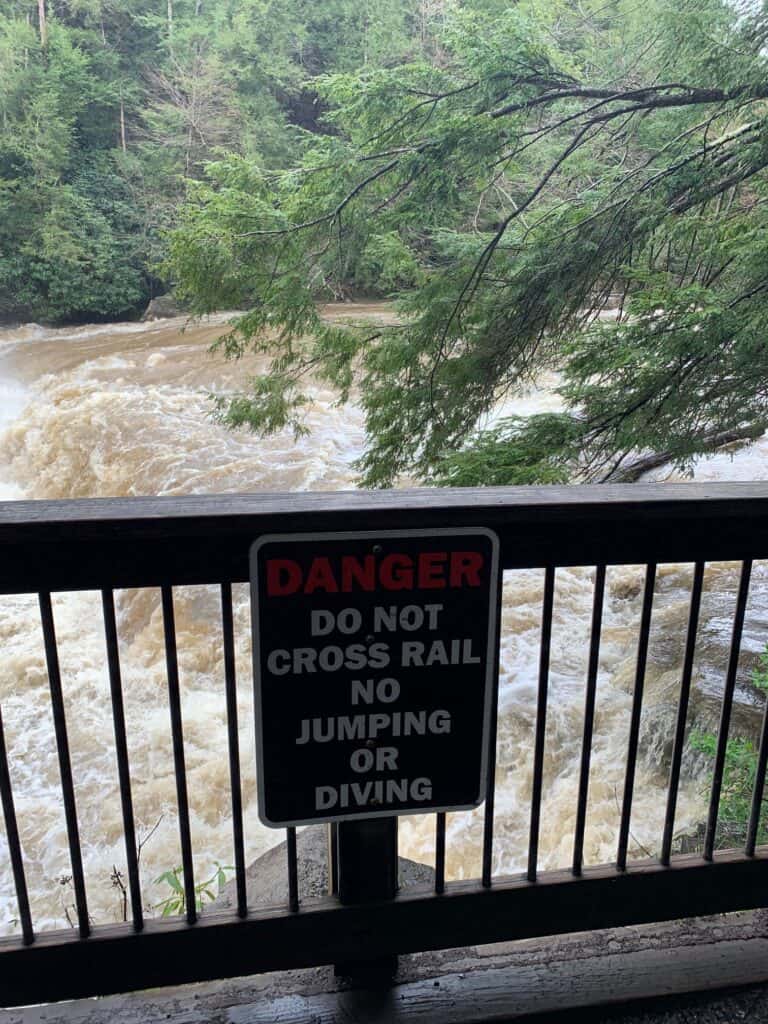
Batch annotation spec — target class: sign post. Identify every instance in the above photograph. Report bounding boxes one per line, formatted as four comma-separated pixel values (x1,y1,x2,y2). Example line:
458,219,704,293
250,528,500,971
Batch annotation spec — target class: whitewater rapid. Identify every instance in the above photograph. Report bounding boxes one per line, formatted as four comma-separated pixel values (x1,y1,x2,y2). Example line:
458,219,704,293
0,310,765,937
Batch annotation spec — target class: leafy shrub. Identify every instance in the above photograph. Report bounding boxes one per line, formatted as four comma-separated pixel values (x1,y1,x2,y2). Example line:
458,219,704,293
689,652,768,851
154,861,233,917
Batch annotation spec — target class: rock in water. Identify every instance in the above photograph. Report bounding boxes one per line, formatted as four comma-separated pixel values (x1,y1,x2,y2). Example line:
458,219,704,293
213,825,435,910
141,294,186,320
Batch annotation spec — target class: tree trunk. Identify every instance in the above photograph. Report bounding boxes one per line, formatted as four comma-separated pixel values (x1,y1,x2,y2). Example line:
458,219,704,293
119,95,127,154
607,424,766,483
167,0,173,54
37,0,47,48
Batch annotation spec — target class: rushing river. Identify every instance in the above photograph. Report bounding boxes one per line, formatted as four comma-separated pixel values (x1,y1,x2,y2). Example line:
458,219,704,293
0,307,766,936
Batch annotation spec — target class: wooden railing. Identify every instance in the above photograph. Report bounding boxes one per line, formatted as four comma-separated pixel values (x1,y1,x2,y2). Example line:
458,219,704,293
0,484,767,1007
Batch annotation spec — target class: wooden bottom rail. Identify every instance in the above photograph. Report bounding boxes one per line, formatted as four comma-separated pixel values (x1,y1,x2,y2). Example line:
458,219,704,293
0,850,766,1007
8,913,768,1024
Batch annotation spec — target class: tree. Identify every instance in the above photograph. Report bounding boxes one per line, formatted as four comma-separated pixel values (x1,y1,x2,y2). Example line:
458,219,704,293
37,0,47,48
168,0,768,486
0,0,424,322
0,12,151,320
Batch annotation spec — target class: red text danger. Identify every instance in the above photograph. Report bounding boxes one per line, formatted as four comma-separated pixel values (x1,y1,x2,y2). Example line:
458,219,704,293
266,550,484,596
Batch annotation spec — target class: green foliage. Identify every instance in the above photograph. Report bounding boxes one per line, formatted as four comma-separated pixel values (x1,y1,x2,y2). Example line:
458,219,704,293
690,733,764,850
358,232,424,294
690,652,768,851
154,861,233,917
0,0,424,323
433,414,579,486
167,0,768,487
0,165,148,321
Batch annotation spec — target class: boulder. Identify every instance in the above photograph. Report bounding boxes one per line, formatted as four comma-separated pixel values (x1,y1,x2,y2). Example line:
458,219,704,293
141,294,187,320
213,824,435,910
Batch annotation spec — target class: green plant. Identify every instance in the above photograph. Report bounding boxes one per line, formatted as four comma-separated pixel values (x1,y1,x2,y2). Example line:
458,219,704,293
154,861,233,917
753,649,768,695
689,651,768,851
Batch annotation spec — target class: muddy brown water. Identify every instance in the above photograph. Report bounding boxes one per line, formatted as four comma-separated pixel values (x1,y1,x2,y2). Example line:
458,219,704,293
0,307,765,935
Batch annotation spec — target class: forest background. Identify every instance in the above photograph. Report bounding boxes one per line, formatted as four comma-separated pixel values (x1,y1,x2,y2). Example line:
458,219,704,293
0,0,450,325
2,0,768,488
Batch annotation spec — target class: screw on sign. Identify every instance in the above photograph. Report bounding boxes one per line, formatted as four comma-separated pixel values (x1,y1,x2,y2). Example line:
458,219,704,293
250,529,501,827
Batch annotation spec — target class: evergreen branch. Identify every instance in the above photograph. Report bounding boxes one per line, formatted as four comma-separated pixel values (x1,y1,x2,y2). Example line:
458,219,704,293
233,158,401,237
490,81,768,120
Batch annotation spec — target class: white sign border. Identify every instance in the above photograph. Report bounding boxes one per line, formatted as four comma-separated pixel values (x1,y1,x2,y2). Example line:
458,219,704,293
250,527,501,828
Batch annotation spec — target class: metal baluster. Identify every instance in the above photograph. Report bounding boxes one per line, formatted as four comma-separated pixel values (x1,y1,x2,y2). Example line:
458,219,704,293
704,560,752,860
221,583,247,918
328,823,339,896
661,562,705,865
0,704,33,945
527,566,555,883
161,585,196,924
572,565,606,877
435,812,446,894
746,686,768,857
39,592,90,938
287,827,299,912
617,564,656,871
481,570,505,888
101,589,143,931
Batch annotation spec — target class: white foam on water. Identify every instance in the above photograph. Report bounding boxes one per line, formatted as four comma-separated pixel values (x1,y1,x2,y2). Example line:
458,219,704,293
644,434,768,482
0,333,33,500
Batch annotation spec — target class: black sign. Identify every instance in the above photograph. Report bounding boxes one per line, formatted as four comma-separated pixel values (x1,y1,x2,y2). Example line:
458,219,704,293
250,528,500,827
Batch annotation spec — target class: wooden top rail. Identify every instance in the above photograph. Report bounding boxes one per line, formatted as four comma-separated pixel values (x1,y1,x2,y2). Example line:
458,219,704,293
1,482,767,593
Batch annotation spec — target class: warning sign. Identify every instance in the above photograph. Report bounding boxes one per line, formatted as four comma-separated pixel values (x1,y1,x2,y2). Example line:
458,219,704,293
250,528,500,827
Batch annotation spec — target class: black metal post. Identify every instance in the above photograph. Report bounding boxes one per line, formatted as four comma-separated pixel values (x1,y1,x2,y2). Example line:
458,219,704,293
328,822,339,896
333,816,399,979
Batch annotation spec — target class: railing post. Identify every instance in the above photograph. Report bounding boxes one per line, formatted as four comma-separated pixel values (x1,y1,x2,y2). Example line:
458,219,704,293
328,822,339,896
333,816,399,979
